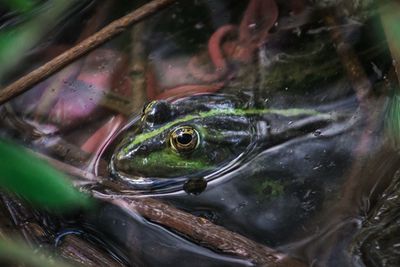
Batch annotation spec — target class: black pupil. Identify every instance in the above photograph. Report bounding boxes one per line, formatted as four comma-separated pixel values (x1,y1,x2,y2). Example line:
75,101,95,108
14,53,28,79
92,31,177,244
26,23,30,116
177,133,193,145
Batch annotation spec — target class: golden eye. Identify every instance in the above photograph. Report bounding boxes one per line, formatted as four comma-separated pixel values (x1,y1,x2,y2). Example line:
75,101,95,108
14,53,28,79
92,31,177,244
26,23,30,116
169,126,200,153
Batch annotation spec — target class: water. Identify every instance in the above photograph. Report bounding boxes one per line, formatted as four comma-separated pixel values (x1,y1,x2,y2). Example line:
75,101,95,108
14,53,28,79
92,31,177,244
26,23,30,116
0,0,399,266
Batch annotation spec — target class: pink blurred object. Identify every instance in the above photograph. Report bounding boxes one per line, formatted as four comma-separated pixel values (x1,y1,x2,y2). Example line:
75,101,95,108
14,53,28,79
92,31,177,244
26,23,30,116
49,49,128,129
81,115,125,153
147,0,279,100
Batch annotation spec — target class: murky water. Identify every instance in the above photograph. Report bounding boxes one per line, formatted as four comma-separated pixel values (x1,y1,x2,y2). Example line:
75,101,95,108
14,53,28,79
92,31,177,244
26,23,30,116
1,0,399,266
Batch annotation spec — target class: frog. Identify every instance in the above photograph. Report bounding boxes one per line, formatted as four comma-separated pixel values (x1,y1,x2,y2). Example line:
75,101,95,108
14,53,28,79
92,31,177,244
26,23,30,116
109,94,340,191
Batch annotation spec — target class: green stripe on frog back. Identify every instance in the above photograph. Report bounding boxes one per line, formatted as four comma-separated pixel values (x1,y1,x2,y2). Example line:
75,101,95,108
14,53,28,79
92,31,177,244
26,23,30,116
123,107,322,153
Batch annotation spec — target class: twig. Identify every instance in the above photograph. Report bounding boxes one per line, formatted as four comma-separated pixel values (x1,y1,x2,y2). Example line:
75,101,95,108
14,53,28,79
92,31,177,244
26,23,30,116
1,195,51,247
1,195,127,267
324,14,373,107
128,22,148,112
33,151,99,184
324,11,386,207
0,196,19,239
103,197,306,266
0,0,176,105
58,235,127,267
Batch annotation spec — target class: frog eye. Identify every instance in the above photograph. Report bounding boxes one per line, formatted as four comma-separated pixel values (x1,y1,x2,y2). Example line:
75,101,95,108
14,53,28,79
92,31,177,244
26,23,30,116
169,126,200,153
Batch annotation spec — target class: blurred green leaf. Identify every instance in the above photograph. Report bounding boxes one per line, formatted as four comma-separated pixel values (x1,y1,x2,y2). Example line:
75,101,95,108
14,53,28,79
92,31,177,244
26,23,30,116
0,139,92,211
1,0,35,12
385,91,400,147
0,0,75,82
380,1,400,147
0,237,77,267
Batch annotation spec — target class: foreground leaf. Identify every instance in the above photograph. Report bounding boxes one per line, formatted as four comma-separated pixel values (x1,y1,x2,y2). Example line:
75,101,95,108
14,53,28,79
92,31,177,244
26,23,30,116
0,0,75,81
381,1,400,148
0,139,91,211
1,0,35,12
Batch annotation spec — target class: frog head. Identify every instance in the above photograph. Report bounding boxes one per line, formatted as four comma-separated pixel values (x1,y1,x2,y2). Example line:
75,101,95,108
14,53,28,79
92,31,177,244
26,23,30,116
110,95,259,189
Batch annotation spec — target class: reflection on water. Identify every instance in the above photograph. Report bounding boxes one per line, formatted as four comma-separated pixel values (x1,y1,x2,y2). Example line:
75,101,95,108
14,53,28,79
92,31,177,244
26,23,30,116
1,0,400,266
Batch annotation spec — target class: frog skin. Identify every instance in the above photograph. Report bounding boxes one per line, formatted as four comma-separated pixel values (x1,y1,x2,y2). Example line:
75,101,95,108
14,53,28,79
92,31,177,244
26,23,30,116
109,94,338,190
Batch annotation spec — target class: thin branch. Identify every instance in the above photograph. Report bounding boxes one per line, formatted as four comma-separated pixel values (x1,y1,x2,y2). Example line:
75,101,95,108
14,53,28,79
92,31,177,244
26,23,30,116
1,194,51,247
324,14,373,107
324,11,381,206
108,197,307,266
0,0,176,105
34,151,99,184
128,21,148,112
58,235,127,267
1,195,127,267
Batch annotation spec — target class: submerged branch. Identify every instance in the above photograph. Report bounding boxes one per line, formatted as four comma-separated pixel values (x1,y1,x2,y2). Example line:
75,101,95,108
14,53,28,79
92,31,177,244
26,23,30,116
1,195,126,267
0,0,176,105
109,197,307,266
324,14,373,107
58,235,127,267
